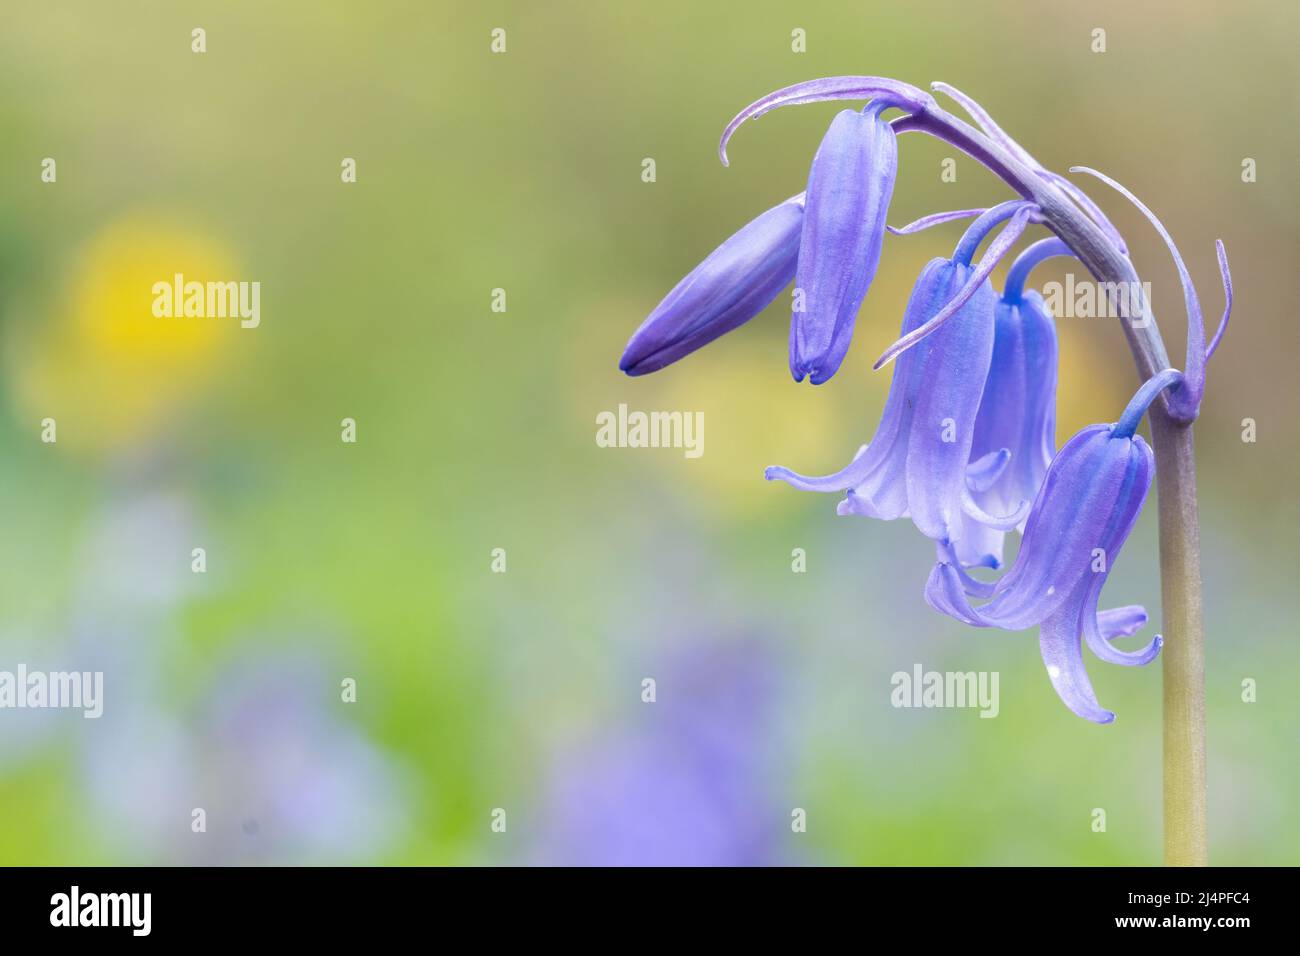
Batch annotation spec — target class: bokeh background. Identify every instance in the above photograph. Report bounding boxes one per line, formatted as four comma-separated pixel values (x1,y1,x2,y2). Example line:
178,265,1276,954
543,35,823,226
0,0,1296,865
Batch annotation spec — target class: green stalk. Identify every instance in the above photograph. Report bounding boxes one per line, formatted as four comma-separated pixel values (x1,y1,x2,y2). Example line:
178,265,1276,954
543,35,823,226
1149,413,1207,866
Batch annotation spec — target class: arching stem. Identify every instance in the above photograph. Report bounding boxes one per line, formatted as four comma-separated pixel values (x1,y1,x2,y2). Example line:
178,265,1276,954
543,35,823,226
898,102,1208,866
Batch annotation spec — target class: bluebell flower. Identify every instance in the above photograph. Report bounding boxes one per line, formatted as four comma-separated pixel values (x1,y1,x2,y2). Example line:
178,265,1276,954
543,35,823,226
925,370,1183,722
870,202,1039,369
766,203,1033,547
789,105,897,384
955,238,1072,569
620,194,804,376
624,78,935,381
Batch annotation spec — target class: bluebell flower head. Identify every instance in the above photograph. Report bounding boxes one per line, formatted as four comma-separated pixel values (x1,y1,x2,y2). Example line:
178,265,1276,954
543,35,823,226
623,73,1238,736
790,105,897,384
925,371,1182,722
619,194,804,376
955,238,1070,569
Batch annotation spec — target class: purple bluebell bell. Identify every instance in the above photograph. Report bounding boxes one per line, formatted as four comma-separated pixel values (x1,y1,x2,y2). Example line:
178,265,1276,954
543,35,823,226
955,238,1071,569
766,204,1034,546
872,202,1039,369
620,194,804,376
624,78,932,382
925,370,1183,722
790,105,897,384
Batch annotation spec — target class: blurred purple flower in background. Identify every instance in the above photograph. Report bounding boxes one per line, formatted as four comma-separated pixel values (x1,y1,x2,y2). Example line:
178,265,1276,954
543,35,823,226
52,488,410,864
533,638,787,866
83,651,409,864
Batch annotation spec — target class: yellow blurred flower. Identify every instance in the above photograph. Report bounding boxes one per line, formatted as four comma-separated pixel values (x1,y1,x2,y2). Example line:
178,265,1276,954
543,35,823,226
568,292,877,521
1054,322,1136,443
651,339,873,518
7,216,236,454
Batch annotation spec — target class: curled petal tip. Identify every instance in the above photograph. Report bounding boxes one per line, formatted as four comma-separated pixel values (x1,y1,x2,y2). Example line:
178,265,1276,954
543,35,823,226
790,361,835,385
618,351,652,376
961,487,1029,531
1098,604,1148,640
966,448,1011,494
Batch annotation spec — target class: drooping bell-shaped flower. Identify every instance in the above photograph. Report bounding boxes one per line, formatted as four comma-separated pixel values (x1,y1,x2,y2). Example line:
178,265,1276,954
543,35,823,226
766,205,1035,546
955,238,1070,569
789,105,897,384
925,370,1182,722
619,194,804,376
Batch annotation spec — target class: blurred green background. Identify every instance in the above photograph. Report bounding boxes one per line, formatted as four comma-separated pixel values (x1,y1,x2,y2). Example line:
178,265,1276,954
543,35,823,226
0,0,1296,865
